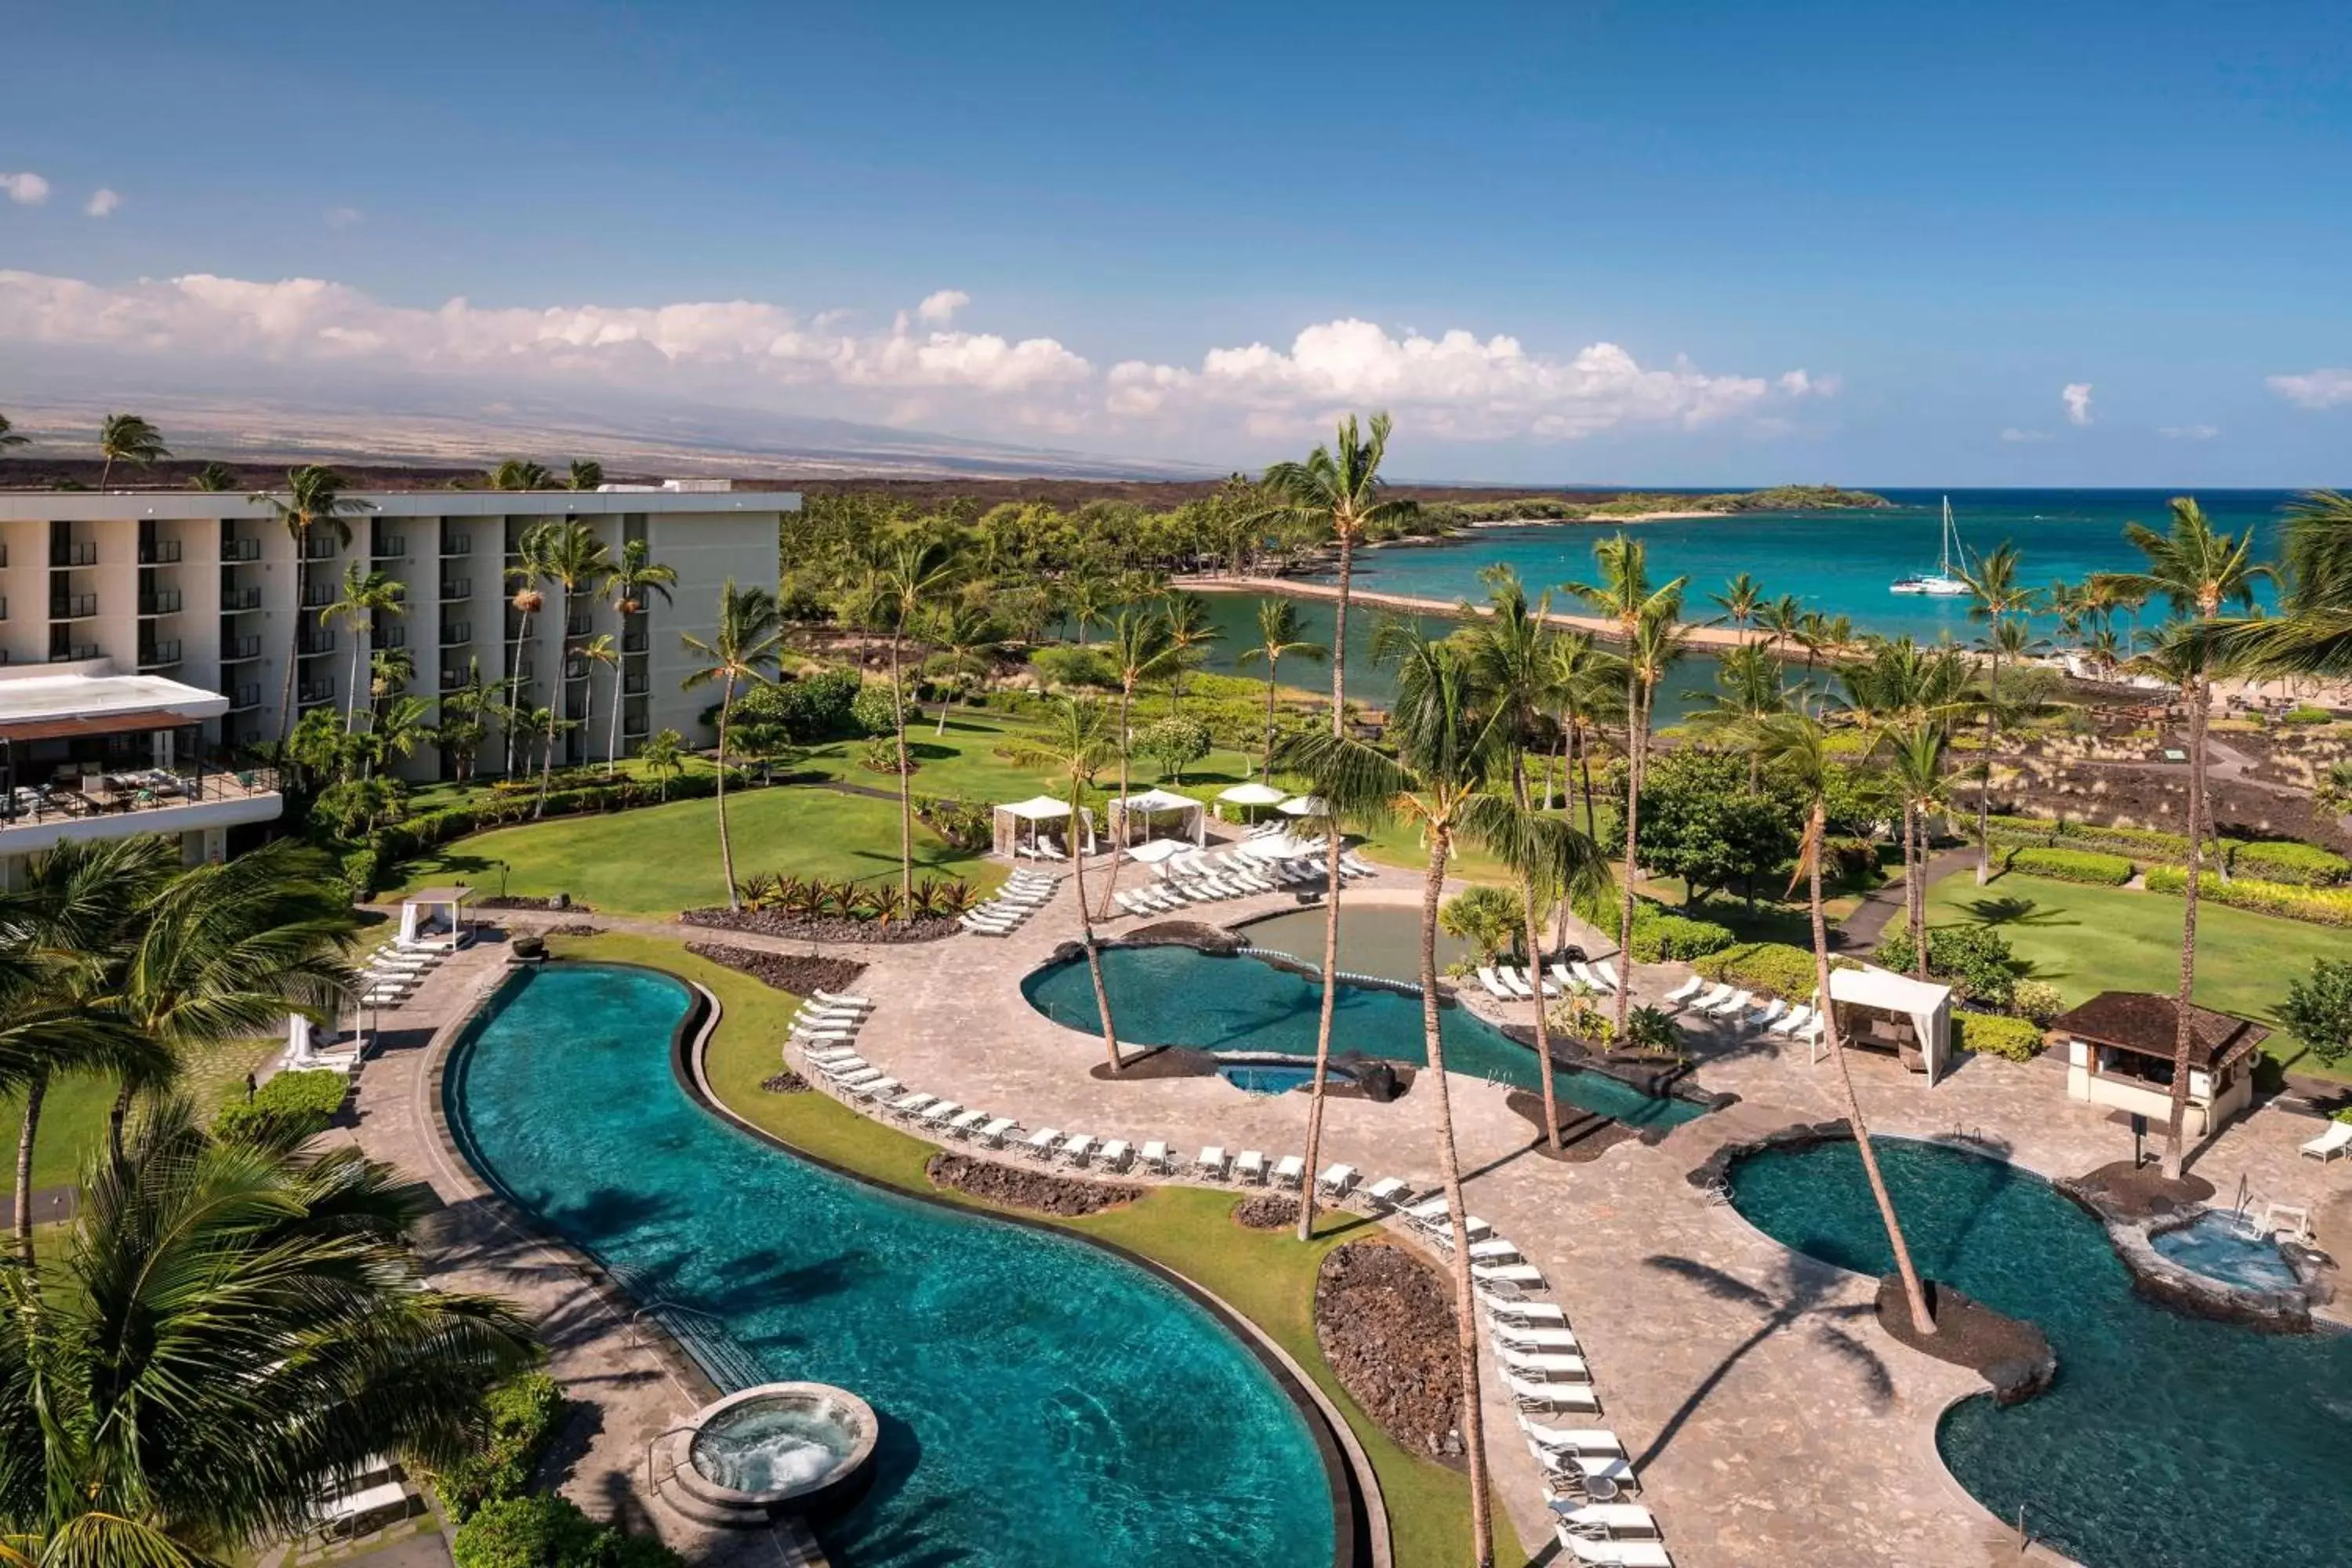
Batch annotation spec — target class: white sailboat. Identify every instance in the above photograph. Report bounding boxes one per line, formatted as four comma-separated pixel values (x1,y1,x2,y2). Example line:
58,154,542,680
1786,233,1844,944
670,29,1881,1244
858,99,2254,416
1891,496,1971,596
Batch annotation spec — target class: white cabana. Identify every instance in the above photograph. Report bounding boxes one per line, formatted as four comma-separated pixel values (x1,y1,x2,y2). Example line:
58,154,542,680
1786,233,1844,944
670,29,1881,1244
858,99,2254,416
992,795,1094,859
399,887,475,952
1106,787,1206,848
1823,964,1953,1084
1215,780,1290,822
1279,794,1329,818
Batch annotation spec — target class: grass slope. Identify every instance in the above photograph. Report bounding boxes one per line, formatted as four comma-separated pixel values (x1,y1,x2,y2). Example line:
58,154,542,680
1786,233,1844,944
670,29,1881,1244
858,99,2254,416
1,1035,281,1196
550,931,1478,1568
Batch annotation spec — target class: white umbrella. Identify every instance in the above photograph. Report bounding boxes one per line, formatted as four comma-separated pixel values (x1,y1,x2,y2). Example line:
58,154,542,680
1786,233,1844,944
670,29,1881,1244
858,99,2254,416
1127,837,1190,865
1218,782,1289,806
1242,831,1317,860
1279,794,1329,817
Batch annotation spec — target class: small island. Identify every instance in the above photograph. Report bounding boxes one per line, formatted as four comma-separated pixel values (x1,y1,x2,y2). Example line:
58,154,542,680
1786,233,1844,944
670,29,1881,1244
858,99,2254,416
1418,483,1893,530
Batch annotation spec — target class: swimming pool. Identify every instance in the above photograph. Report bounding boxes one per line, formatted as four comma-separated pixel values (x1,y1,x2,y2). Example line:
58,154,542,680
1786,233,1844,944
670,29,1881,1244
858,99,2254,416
1729,1136,2352,1568
1239,904,1471,985
2151,1210,2304,1294
1023,943,1706,1128
445,963,1341,1567
1219,1062,1355,1096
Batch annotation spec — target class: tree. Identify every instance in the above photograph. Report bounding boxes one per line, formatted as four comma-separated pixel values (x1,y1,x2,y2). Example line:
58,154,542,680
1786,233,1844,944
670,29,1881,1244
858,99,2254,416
1628,750,1801,908
1682,643,1795,791
857,536,961,901
1752,711,1938,1338
602,538,677,775
1707,572,1766,630
577,632,619,773
641,728,686,800
1281,624,1603,1568
532,521,613,774
1091,608,1178,919
1138,716,1211,783
358,694,435,780
519,706,579,817
2091,499,2269,1179
566,457,604,491
1958,542,2038,885
1158,591,1223,717
489,458,552,491
924,600,1006,733
1057,563,1115,646
0,412,27,449
1009,701,1124,1075
96,412,169,489
188,460,236,492
499,521,560,776
249,466,372,747
322,561,406,732
1233,597,1327,776
1546,631,1624,844
1838,636,1971,949
2209,489,2352,680
1881,724,1951,978
1248,413,1418,1247
1439,884,1523,963
437,659,495,786
680,581,782,909
2279,958,2352,1069
0,1098,535,1562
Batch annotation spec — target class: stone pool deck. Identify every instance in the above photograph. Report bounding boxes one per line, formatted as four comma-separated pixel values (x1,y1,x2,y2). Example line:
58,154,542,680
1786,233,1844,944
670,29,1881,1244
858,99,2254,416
349,860,2351,1568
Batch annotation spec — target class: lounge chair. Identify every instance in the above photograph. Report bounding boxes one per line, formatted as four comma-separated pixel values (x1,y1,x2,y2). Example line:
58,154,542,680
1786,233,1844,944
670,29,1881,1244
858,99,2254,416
1022,1127,1063,1160
849,1076,900,1100
1234,1149,1268,1185
975,1117,1018,1148
1317,1163,1359,1198
1497,1345,1591,1380
960,913,1017,935
1497,967,1536,1001
1141,1139,1174,1174
1402,1196,1451,1227
1058,1133,1094,1166
886,1091,938,1120
921,1101,964,1131
1551,1526,1671,1567
1594,960,1625,992
1771,1003,1813,1036
1112,890,1154,917
1494,1324,1581,1351
1520,965,1561,998
1196,1145,1230,1180
1571,960,1609,993
803,1044,859,1062
947,1108,991,1138
1467,1237,1522,1263
794,1001,864,1023
1484,1299,1570,1327
1504,1371,1602,1410
1360,1176,1410,1209
1553,1502,1660,1540
1518,1417,1625,1457
1341,851,1377,877
1664,975,1705,1006
1097,1138,1132,1172
1272,1154,1306,1189
1475,966,1514,1000
1689,982,1735,1014
1749,997,1788,1029
812,989,873,1010
1703,986,1753,1018
2300,1121,2352,1161
815,1053,869,1074
1473,1261,1547,1291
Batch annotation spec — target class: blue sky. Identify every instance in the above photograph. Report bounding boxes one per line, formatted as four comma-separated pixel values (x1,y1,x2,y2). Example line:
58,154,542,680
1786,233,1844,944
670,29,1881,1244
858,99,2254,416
2,0,2349,483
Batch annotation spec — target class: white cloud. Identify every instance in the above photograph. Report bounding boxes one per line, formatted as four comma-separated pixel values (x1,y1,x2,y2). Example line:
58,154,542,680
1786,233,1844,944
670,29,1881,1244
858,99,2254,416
2268,368,2352,411
915,289,970,325
2159,423,2220,441
83,187,120,219
2062,382,2093,426
2000,427,2051,443
1,172,50,206
1777,368,1841,398
323,205,364,230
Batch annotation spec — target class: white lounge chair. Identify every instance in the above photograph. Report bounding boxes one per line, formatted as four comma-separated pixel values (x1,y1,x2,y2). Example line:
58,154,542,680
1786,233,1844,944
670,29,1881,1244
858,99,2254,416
975,1117,1018,1148
803,1044,859,1062
2299,1121,2352,1161
1272,1155,1306,1189
1550,960,1580,993
886,1091,938,1120
1317,1163,1359,1198
1594,960,1624,993
1141,1139,1174,1174
1022,1127,1063,1160
1704,987,1754,1019
1771,1004,1814,1036
1749,997,1789,1029
812,989,873,1010
1196,1145,1230,1180
1497,967,1536,1001
849,1076,900,1100
1497,1346,1590,1379
1467,1237,1522,1263
1552,1526,1671,1567
1504,1371,1602,1410
1571,960,1609,993
920,1101,963,1131
1112,890,1154,917
815,1054,870,1075
1519,1417,1624,1457
1059,1133,1094,1166
1484,1299,1569,1327
1664,975,1706,1006
1476,966,1515,1001
1360,1176,1410,1209
1494,1324,1581,1351
1473,1261,1547,1290
947,1108,990,1138
1689,982,1735,1014
1554,1502,1660,1540
1520,965,1561,998
1097,1138,1132,1172
1235,1149,1268,1185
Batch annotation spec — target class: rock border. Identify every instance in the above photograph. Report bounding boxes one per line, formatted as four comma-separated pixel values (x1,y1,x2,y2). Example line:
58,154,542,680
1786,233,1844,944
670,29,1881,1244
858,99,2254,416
2058,1186,2330,1334
1314,1240,1465,1463
922,1152,1142,1217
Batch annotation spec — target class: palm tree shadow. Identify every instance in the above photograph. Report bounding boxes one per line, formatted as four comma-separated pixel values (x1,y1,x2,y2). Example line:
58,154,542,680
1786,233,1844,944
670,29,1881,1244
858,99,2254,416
1949,895,2075,931
1630,1253,1889,1473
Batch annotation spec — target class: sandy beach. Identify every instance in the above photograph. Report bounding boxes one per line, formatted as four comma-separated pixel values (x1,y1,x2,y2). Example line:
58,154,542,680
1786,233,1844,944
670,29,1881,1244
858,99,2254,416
1178,574,1789,653
1461,507,1724,528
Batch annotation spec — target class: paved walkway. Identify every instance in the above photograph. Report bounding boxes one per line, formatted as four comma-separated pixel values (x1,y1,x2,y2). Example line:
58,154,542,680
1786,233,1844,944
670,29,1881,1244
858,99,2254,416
1839,847,1979,953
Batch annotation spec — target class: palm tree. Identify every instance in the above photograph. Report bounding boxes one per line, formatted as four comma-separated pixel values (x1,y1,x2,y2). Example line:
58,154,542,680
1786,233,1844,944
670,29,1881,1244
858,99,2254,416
368,644,416,725
925,600,1006,733
1546,632,1624,843
1958,542,2038,885
681,580,783,910
96,412,169,488
1839,637,1971,949
2092,500,2270,1179
0,1097,535,1562
321,561,406,733
1234,598,1327,776
361,693,436,779
1565,537,1688,1035
1707,572,1766,630
1684,643,1795,791
859,537,961,901
1090,608,1181,919
577,632,620,768
603,538,678,775
188,460,236,492
1058,564,1115,646
0,412,27,449
1752,712,1938,1338
641,728,686,800
2209,489,2352,678
500,521,560,776
534,521,614,771
1159,591,1223,717
249,466,372,747
1010,700,1124,1075
1882,724,1951,978
437,658,495,786
1282,625,1602,1566
1757,593,1805,653
521,706,578,816
567,457,605,491
489,457,552,491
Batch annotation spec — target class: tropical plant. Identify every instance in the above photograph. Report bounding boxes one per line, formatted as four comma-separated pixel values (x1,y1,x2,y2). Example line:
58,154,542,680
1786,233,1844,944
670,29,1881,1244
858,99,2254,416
437,659,496,786
1545,630,1623,844
2280,957,2352,1069
0,1097,535,1561
188,459,236,492
924,599,1007,732
601,537,677,774
1137,715,1211,782
499,520,559,775
1233,597,1327,776
1706,571,1766,630
96,412,169,488
640,728,686,800
1158,591,1223,717
321,560,406,732
2090,499,2270,1178
855,536,961,899
576,632,619,774
0,412,26,449
1958,542,2039,884
1091,608,1178,918
1752,711,1937,1337
566,457,604,491
680,581,783,909
1682,642,1795,789
1281,623,1604,1567
1882,724,1951,976
249,466,373,746
1438,884,1523,963
1007,700,1124,1074
489,458,553,491
2209,489,2352,682
533,519,614,779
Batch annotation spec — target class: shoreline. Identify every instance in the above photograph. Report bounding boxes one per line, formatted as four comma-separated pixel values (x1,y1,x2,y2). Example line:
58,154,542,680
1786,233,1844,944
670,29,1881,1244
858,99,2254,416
1460,507,1726,530
1180,575,1791,654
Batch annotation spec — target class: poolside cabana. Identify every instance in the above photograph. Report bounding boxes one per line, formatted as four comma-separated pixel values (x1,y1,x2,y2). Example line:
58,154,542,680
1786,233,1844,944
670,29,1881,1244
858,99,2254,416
2049,992,2267,1141
1215,781,1289,823
992,795,1094,859
398,886,475,952
1822,964,1953,1083
1106,787,1205,849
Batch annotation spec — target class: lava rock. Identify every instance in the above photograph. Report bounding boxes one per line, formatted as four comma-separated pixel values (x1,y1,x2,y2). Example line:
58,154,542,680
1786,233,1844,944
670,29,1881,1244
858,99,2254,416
924,1152,1141,1217
1315,1241,1464,1460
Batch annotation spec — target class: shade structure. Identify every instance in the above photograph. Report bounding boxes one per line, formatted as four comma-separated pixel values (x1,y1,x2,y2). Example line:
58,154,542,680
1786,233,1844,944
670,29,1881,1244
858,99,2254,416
1279,794,1329,817
1106,787,1205,848
992,796,1094,858
1218,782,1289,806
1126,836,1192,865
1240,830,1319,861
1825,964,1953,1084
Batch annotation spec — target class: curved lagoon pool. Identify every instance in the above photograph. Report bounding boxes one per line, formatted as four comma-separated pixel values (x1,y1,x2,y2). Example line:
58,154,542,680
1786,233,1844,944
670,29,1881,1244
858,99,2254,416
1729,1137,2352,1568
446,964,1338,1567
1025,944,1704,1129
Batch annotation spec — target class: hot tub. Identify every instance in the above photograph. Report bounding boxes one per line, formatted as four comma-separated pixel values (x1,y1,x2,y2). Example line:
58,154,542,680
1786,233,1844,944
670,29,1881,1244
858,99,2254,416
676,1382,878,1520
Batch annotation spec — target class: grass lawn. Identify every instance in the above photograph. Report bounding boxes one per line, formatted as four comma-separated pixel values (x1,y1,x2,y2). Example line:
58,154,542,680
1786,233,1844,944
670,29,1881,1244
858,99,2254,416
2,1034,281,1196
1925,869,2351,1080
550,930,1479,1568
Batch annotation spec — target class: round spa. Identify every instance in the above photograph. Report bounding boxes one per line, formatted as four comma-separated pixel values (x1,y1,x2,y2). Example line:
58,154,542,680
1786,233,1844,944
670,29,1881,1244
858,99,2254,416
674,1382,879,1521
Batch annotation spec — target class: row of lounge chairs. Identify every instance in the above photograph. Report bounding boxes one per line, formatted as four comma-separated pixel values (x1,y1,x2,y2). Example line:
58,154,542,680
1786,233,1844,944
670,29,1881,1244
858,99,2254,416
1477,958,1627,1004
1109,848,1376,916
961,870,1062,936
352,944,446,1011
1662,976,1823,1041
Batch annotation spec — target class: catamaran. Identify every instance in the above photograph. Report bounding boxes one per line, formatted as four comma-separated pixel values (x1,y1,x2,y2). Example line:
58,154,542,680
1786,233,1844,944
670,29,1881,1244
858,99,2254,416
1891,496,1970,596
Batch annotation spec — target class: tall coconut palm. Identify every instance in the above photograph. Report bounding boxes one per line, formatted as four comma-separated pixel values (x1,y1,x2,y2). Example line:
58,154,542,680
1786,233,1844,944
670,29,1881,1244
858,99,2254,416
681,580,783,911
489,457,552,491
188,460,236,492
1058,563,1116,646
1282,626,1602,1566
1546,632,1624,843
96,412,169,489
603,538,678,776
1958,543,2037,884
249,467,372,748
1158,591,1223,717
1706,572,1766,630
1091,608,1178,919
437,658,495,786
1752,712,1938,1338
321,561,406,733
2209,489,2352,679
566,457,605,491
361,693,436,780
926,600,1007,734
577,632,620,768
1010,700,1124,1075
1684,643,1796,791
1566,538,1688,1033
2092,500,2270,1179
1882,724,1951,978
859,537,962,900
1838,637,1971,949
1234,598,1327,777
0,1097,535,1563
1757,593,1805,652
533,521,614,771
499,521,561,776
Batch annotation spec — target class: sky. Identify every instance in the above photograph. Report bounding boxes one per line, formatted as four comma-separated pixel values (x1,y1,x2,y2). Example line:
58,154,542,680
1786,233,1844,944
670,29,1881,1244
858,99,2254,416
2,0,2350,485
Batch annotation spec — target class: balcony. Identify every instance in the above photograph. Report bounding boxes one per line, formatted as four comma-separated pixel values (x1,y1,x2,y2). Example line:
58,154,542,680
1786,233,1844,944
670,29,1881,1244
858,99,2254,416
438,667,471,692
0,765,284,851
300,586,336,610
221,586,263,612
303,535,339,561
138,590,184,617
377,625,408,649
137,540,183,565
622,712,650,739
220,538,262,563
372,535,407,559
296,630,336,658
50,541,98,568
50,593,100,621
439,622,472,648
136,641,184,670
622,632,648,655
623,670,649,696
221,635,263,662
49,644,100,663
439,578,471,601
564,615,593,638
441,533,474,557
225,684,262,713
296,680,335,706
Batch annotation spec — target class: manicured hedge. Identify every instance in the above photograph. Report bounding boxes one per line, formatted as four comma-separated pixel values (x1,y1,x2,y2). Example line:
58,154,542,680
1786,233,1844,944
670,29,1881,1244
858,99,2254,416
2002,846,2136,886
1981,813,2350,886
430,1372,564,1521
2232,840,2352,886
2281,705,2335,725
2143,866,2352,927
450,1494,682,1568
1694,941,1828,1000
212,1069,348,1142
1955,1010,2046,1062
1627,913,1737,963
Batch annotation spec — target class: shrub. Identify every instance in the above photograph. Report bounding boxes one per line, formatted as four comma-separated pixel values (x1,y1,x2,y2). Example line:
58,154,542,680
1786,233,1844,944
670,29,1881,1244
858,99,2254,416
849,682,900,738
2281,705,2335,725
914,796,993,852
1136,716,1213,783
2278,958,2352,1069
1871,924,2020,1008
448,1494,680,1568
1030,644,1116,691
1439,884,1522,962
212,1069,348,1142
2143,866,2352,927
858,735,914,774
2004,846,2136,886
1955,1010,2045,1062
2012,978,2068,1025
430,1372,564,1521
769,666,862,741
1628,913,1736,963
1694,942,1824,1000
1980,812,2349,886
2230,840,2352,887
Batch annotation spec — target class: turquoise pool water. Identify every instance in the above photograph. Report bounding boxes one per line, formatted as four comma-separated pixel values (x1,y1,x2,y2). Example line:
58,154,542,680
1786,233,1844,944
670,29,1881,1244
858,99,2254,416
1023,944,1706,1129
446,964,1338,1567
2151,1211,2303,1294
1220,1063,1336,1096
1730,1137,2352,1568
